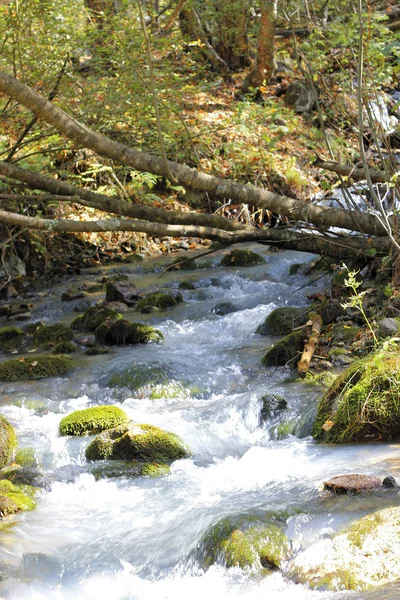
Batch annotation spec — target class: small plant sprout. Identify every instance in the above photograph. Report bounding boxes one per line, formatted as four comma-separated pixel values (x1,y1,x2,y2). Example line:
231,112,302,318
340,263,378,346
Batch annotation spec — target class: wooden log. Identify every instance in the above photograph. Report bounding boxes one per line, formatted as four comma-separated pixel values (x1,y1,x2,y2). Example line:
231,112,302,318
297,313,323,378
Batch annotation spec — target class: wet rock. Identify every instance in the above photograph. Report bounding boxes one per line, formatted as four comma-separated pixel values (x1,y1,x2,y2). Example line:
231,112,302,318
104,301,128,312
8,312,31,322
52,341,77,354
32,323,74,348
71,305,122,332
0,327,24,352
136,291,183,313
256,307,305,336
105,281,140,306
0,466,50,490
220,249,264,267
0,480,36,516
3,253,26,278
61,289,86,302
140,462,170,477
262,329,306,367
312,348,400,443
15,448,39,469
85,346,110,355
85,423,191,463
289,506,400,591
94,319,163,346
260,394,288,422
324,474,382,494
59,406,129,436
382,476,397,488
108,363,171,391
330,321,361,344
212,302,239,316
0,417,17,469
200,517,290,570
178,280,196,290
378,317,399,338
0,355,73,381
285,80,316,113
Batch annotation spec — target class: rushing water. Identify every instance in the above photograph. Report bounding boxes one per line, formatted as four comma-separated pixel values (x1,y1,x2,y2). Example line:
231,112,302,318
0,244,399,600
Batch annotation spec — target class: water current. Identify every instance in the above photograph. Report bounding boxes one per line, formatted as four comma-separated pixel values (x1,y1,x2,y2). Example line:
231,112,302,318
1,244,399,599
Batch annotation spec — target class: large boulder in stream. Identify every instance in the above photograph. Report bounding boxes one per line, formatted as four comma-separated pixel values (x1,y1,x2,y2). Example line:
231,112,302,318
135,291,183,313
59,406,129,436
0,417,17,469
105,281,140,306
262,329,306,367
312,348,400,443
85,423,191,463
71,305,123,332
0,355,73,381
0,327,24,352
256,307,305,336
94,319,163,346
32,323,74,348
220,249,264,267
289,506,400,591
200,517,290,571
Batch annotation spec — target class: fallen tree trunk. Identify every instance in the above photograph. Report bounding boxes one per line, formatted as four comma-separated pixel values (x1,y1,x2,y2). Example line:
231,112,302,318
313,158,388,183
0,207,390,259
0,70,394,238
297,313,323,378
0,160,245,232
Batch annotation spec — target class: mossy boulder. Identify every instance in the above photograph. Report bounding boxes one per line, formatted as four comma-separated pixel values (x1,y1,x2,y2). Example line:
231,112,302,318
262,329,306,367
0,355,73,381
256,307,305,336
0,417,17,469
71,305,122,332
59,406,129,436
15,448,39,469
0,480,36,517
85,423,191,463
289,506,400,591
94,319,163,346
178,280,196,290
53,341,77,354
220,249,264,267
312,348,400,443
260,394,288,422
135,292,182,313
0,327,24,352
32,323,74,347
201,518,290,570
212,302,239,316
140,462,170,477
108,364,171,391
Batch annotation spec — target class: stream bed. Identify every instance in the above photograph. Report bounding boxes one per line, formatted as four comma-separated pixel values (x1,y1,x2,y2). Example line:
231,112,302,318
0,244,399,599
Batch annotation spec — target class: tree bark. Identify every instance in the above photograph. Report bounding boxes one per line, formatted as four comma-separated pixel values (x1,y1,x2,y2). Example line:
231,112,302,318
0,70,395,238
297,313,322,378
313,158,388,183
242,0,275,92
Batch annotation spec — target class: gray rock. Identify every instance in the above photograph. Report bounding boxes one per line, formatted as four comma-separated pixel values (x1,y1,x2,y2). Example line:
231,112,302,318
379,317,399,338
285,80,316,113
105,281,140,306
212,302,239,316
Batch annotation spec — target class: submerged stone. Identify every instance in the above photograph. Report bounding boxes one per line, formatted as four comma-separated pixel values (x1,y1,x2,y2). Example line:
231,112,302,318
0,355,73,381
140,462,170,477
220,249,264,267
0,417,17,469
108,364,171,391
212,302,239,316
59,406,129,436
94,319,163,346
135,292,182,313
85,423,191,463
256,307,305,336
312,348,400,443
289,506,400,591
15,448,39,469
262,329,306,367
260,394,288,422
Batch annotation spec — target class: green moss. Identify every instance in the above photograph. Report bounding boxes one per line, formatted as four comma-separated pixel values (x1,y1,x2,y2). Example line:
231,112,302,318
346,511,385,549
202,518,289,570
262,329,306,367
327,347,348,359
0,327,24,352
59,406,129,436
86,283,106,294
0,480,36,515
86,423,191,463
149,382,195,400
140,462,170,477
53,341,76,354
256,307,305,336
15,448,38,469
276,420,296,439
312,348,400,443
305,371,337,387
108,364,170,391
330,322,361,344
85,347,110,356
0,355,73,381
220,249,264,267
32,324,73,347
94,319,163,346
71,306,122,332
0,417,17,469
179,280,196,290
136,292,182,313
